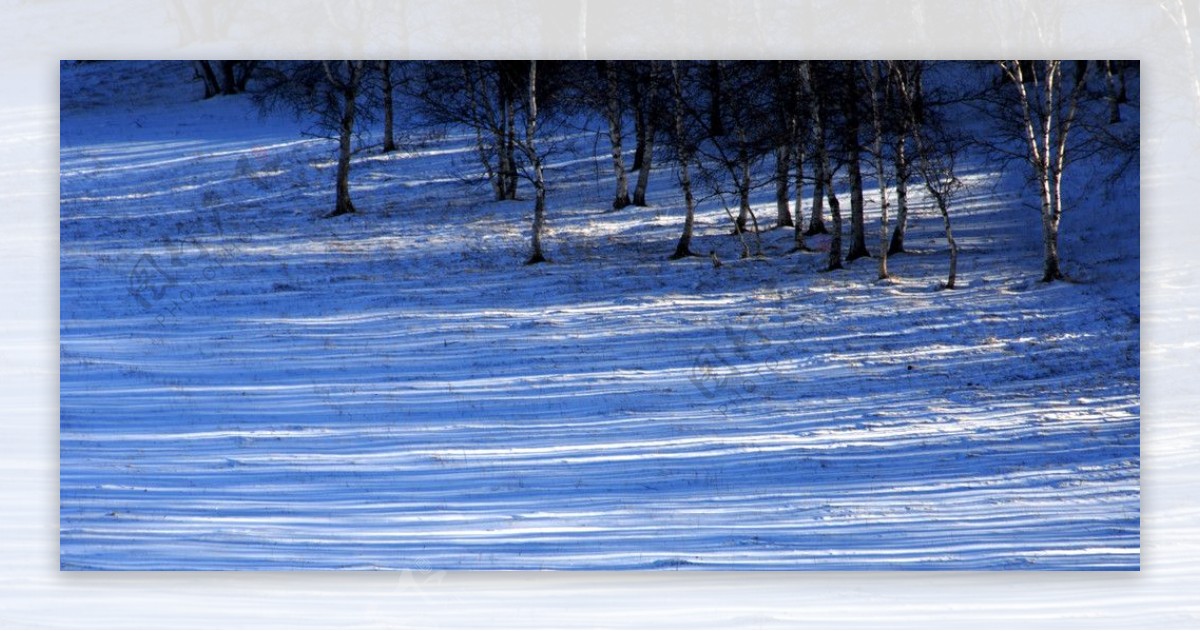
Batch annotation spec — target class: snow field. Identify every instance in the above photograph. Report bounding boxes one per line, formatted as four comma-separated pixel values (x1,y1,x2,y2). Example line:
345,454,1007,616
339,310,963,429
59,61,1139,570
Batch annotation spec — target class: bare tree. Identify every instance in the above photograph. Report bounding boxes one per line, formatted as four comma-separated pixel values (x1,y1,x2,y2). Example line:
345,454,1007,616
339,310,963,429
804,65,841,270
691,61,770,256
669,61,699,260
888,62,920,255
498,62,522,200
769,66,795,230
843,62,871,262
195,61,221,98
379,61,397,153
774,143,793,228
631,61,661,207
894,62,962,288
252,61,375,218
806,101,830,237
195,61,257,98
888,132,911,255
790,61,810,250
791,141,806,250
999,60,1089,282
865,61,891,280
324,61,365,218
410,61,523,202
601,61,632,209
459,62,507,200
824,163,844,272
522,61,548,264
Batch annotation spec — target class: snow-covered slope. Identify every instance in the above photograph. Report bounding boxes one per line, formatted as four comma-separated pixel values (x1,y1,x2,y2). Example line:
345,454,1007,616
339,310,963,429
59,61,1139,570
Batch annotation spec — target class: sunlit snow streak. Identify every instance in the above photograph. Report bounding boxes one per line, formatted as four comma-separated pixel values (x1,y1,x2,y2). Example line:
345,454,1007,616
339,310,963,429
59,61,1139,570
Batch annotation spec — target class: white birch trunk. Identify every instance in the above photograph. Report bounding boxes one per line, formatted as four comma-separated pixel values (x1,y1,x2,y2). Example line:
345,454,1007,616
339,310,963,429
525,61,547,264
604,62,631,209
669,61,696,260
868,62,890,280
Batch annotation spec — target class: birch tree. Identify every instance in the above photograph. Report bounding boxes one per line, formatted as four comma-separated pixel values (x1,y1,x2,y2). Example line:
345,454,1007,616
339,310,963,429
405,62,515,202
324,61,364,218
806,65,840,270
791,61,811,250
669,61,698,260
805,72,830,237
999,60,1089,282
894,62,961,288
772,62,797,230
888,61,920,255
631,61,661,207
865,61,891,280
522,61,548,264
843,62,871,262
601,61,632,209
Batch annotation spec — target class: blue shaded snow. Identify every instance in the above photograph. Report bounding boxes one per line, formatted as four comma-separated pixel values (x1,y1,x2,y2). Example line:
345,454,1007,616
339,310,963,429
59,61,1139,570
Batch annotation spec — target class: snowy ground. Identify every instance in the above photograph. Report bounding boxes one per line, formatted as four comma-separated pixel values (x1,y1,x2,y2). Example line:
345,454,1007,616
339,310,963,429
59,62,1139,570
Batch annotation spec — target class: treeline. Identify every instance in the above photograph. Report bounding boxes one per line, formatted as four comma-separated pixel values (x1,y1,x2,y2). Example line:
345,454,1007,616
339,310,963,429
204,60,1137,285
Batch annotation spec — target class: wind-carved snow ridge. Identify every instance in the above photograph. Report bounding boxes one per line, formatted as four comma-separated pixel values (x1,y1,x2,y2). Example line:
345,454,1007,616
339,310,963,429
59,61,1139,570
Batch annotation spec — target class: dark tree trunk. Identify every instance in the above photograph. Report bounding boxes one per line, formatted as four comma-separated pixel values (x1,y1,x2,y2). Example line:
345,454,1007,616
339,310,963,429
707,61,725,137
736,166,750,234
503,92,518,199
632,129,654,207
826,170,843,271
1115,60,1128,103
808,173,827,235
911,64,925,125
793,141,806,250
497,63,519,201
219,61,238,95
806,96,829,236
326,62,362,218
196,61,220,98
631,61,657,206
846,146,869,260
775,143,793,228
845,64,870,261
235,61,256,92
632,103,647,171
494,110,511,201
504,104,518,199
381,61,397,153
888,134,910,255
629,63,649,172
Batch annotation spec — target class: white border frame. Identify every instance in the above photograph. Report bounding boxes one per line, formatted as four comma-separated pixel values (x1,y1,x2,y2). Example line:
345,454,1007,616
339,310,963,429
5,1,1194,627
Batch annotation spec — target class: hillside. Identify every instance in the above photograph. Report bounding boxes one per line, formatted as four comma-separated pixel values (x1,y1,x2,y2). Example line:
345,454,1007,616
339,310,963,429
59,61,1139,570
